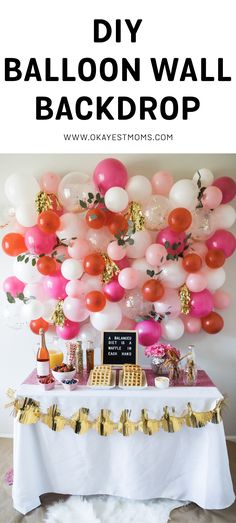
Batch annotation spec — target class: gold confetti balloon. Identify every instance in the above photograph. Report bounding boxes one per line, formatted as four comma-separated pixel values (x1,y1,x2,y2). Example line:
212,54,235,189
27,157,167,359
142,195,170,231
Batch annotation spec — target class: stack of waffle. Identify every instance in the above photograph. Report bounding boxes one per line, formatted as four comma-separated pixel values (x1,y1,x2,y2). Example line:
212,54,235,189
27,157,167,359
122,364,143,387
90,365,112,387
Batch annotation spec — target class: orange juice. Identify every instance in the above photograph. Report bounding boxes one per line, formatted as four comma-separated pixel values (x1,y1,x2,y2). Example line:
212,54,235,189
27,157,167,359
49,350,64,368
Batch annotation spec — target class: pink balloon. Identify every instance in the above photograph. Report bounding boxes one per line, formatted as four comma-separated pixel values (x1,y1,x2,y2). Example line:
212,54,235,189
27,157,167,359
43,271,68,300
103,280,125,302
3,276,25,297
206,229,236,258
93,158,128,195
190,289,214,318
202,186,222,209
40,172,60,194
136,319,161,346
185,241,208,258
54,244,70,261
154,288,181,318
81,274,102,292
25,226,56,255
145,243,167,266
118,268,140,289
156,227,186,255
68,238,91,259
66,280,87,298
116,257,131,270
186,272,207,292
118,316,136,330
56,319,80,340
213,289,231,309
213,177,236,204
151,171,173,196
107,241,127,261
13,222,28,235
63,297,90,322
183,316,201,334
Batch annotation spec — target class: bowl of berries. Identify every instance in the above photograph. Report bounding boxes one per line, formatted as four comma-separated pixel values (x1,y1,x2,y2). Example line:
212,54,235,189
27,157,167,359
38,375,55,391
51,363,76,382
61,378,79,391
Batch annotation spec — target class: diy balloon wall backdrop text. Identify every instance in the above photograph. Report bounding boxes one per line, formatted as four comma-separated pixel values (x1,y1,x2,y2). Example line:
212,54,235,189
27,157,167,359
1,160,236,348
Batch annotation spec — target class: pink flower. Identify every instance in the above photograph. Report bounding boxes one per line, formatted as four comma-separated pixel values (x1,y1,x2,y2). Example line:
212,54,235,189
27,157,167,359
145,342,180,359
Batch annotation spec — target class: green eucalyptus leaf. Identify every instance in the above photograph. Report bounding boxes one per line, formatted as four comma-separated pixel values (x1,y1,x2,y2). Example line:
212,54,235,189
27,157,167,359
6,292,15,304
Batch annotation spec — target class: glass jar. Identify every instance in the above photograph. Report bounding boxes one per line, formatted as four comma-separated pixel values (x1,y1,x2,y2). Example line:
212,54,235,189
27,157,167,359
183,345,198,386
86,340,94,372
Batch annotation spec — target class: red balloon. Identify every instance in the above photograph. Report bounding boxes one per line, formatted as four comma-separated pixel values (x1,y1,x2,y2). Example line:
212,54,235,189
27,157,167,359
201,312,224,334
84,253,105,276
205,249,225,269
2,233,26,256
30,318,49,335
86,208,106,229
182,253,202,273
85,290,106,312
38,210,60,234
37,255,57,275
142,279,165,302
168,208,192,232
108,214,128,236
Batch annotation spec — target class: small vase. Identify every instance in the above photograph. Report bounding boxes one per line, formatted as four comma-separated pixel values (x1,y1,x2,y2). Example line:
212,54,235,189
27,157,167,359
151,358,169,376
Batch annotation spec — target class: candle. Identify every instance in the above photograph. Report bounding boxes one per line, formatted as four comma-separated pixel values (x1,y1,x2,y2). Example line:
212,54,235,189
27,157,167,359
49,350,64,369
155,377,170,389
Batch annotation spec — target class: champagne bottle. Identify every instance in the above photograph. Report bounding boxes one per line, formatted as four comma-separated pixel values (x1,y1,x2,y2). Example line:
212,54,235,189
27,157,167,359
37,329,50,378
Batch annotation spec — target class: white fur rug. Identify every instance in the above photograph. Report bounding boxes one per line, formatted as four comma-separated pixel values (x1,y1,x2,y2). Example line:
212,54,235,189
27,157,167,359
44,495,188,523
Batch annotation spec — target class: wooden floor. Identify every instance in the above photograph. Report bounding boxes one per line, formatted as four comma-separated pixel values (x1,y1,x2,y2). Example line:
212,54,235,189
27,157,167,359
0,438,235,522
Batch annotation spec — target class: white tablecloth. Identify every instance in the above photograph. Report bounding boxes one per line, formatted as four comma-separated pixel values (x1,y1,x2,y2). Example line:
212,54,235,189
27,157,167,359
12,381,235,514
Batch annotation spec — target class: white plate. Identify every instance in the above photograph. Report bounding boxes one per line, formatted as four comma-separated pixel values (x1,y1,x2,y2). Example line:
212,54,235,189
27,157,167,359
118,370,147,390
87,370,116,390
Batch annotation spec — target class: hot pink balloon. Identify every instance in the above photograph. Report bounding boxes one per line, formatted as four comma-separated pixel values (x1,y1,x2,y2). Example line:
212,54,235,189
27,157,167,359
43,271,68,300
186,272,207,292
56,319,80,340
136,319,161,346
25,226,56,255
118,268,140,290
68,238,91,259
154,288,181,319
3,276,25,297
40,172,60,194
63,297,90,322
66,279,87,298
202,186,222,209
183,316,201,334
145,243,167,267
190,289,214,318
118,316,136,330
156,227,186,255
103,280,125,302
107,241,126,261
206,229,236,258
93,158,128,195
116,256,130,270
213,289,231,309
213,177,236,204
151,171,173,196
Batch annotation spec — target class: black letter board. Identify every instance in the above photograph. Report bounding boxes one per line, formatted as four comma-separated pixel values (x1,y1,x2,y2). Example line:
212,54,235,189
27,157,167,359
101,330,138,366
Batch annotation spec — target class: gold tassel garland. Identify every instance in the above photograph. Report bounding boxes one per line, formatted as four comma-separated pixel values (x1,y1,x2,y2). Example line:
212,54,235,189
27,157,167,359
35,191,61,214
125,201,145,232
179,284,191,315
101,254,120,283
51,300,66,327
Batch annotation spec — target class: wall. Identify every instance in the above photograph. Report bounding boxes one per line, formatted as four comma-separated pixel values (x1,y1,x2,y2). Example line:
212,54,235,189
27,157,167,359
0,154,235,436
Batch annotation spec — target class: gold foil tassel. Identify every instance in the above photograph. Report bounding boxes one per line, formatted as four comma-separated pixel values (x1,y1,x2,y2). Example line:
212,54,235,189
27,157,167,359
125,201,145,232
70,408,91,434
41,405,67,432
93,409,117,436
17,397,40,425
35,191,54,213
101,254,120,283
140,409,160,435
179,284,191,314
118,409,137,436
51,300,66,327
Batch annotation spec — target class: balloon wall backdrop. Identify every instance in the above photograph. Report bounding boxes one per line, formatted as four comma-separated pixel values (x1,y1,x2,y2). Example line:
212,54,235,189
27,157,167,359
1,163,236,347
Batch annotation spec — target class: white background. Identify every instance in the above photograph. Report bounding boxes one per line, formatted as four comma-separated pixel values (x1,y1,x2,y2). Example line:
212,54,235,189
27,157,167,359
0,0,235,152
0,154,235,437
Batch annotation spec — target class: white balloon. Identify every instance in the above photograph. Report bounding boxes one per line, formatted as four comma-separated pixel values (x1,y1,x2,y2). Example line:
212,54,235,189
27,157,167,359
193,168,214,187
126,175,152,203
131,258,155,287
61,259,84,280
24,283,46,302
212,204,236,230
15,202,38,227
104,187,129,213
142,195,170,230
22,300,44,321
190,208,214,240
77,323,101,347
159,259,187,288
169,179,198,210
202,267,226,291
42,299,58,323
162,317,184,340
13,258,42,284
57,213,88,243
126,231,152,259
5,174,40,205
90,302,122,331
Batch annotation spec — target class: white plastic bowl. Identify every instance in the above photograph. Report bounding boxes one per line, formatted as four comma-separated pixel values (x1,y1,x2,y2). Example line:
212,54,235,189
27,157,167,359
51,369,76,382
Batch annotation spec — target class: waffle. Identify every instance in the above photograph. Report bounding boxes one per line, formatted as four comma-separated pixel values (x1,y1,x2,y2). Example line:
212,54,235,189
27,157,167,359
123,364,140,373
122,364,143,387
89,365,112,386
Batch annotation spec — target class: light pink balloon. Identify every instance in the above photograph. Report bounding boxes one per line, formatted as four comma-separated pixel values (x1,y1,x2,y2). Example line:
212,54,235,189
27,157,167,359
24,283,46,302
145,243,167,267
107,241,127,261
185,241,208,258
3,276,25,297
118,268,140,289
183,316,201,334
154,288,181,318
126,231,152,259
213,289,231,309
202,186,222,209
186,272,207,292
13,222,28,235
63,297,90,322
81,274,102,292
118,316,136,330
54,244,70,261
40,172,60,194
66,280,87,298
68,238,91,259
151,171,173,196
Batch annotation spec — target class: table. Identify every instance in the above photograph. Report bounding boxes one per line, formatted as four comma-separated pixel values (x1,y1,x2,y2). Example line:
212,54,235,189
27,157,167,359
12,369,235,514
